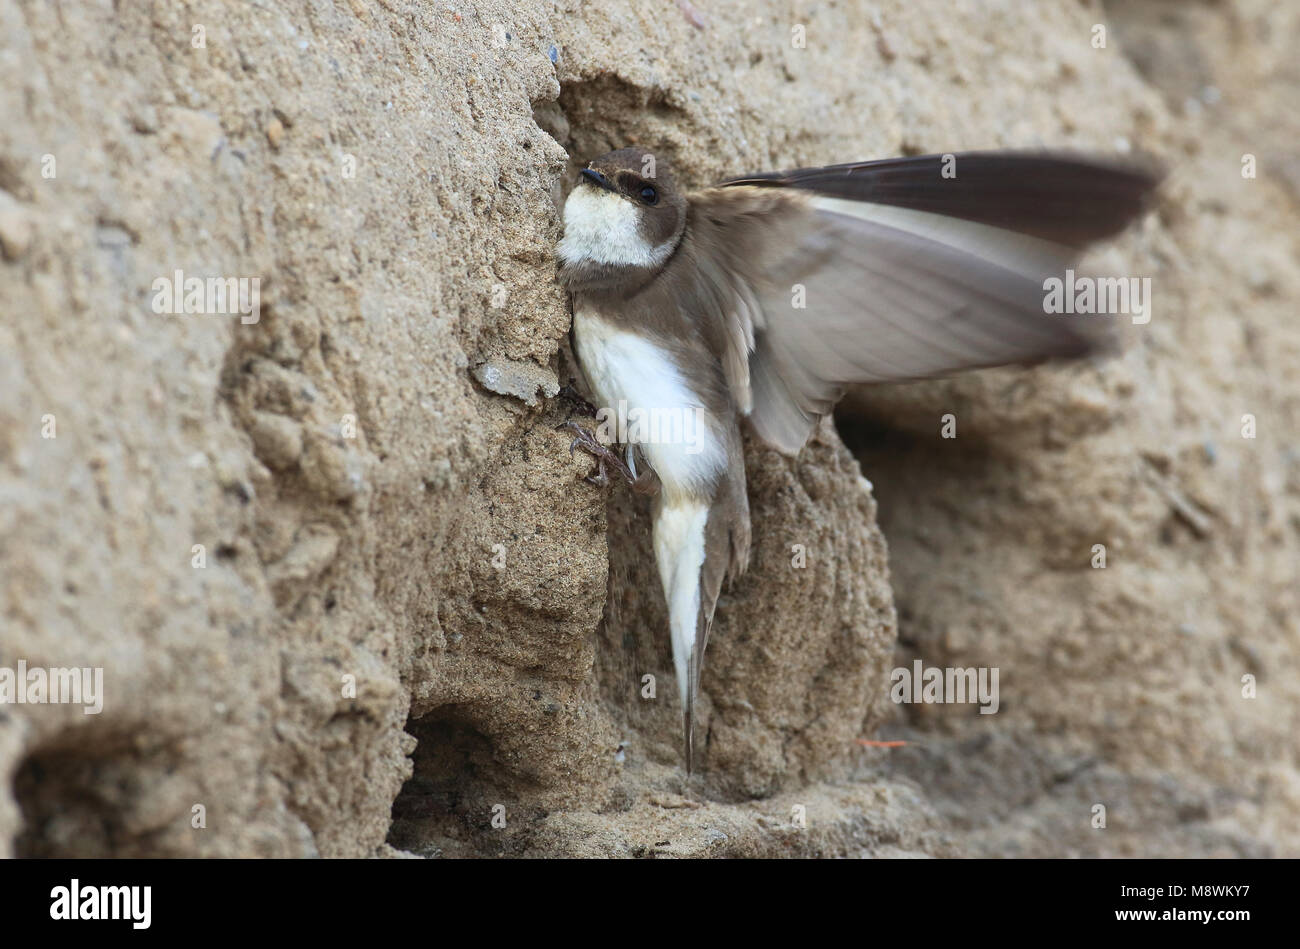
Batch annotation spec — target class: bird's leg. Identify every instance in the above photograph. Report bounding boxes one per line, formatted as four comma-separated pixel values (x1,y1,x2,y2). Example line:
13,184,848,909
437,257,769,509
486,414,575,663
557,420,636,487
631,468,661,497
626,445,661,497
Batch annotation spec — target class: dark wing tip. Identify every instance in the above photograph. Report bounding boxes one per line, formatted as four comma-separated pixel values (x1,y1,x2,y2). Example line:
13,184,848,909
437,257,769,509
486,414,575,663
683,655,697,776
721,149,1165,247
684,716,694,776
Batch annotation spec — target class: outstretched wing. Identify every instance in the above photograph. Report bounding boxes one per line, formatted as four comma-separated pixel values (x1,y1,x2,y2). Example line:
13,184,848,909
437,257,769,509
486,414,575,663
692,151,1161,453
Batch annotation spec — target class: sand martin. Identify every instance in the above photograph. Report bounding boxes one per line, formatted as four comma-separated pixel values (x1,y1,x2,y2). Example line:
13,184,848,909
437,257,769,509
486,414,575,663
557,147,1160,771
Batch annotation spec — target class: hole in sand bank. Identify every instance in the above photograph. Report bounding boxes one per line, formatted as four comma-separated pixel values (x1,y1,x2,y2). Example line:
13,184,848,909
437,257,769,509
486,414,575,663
834,405,1002,556
386,710,529,858
13,735,149,858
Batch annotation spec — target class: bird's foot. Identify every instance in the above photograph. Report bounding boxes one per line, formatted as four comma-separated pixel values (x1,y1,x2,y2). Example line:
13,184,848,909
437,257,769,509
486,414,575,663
557,420,636,487
630,466,660,497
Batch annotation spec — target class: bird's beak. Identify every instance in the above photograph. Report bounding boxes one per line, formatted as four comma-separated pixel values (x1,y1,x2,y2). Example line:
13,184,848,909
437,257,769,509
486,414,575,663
580,167,616,192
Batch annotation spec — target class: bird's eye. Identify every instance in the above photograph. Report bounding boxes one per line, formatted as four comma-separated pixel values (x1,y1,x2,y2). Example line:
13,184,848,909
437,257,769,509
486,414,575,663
638,185,658,205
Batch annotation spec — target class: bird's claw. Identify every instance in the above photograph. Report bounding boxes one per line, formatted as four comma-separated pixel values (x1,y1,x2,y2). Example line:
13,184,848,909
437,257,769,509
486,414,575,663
556,420,637,488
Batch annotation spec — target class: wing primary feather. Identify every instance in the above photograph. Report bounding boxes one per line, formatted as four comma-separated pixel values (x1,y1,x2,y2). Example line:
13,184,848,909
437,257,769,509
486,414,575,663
687,156,1152,454
720,150,1162,248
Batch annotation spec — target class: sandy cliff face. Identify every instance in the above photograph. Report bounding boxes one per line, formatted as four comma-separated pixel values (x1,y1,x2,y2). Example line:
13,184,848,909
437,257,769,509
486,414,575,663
0,0,1295,857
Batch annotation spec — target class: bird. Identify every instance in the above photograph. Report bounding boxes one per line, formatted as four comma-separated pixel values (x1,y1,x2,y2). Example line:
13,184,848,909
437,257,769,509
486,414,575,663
556,147,1160,773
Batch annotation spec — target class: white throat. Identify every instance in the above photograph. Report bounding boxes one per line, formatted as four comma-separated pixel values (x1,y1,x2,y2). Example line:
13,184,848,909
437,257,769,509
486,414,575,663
558,186,673,268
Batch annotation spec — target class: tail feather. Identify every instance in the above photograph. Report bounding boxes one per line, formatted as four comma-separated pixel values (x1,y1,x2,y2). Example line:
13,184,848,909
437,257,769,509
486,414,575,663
654,487,748,772
653,500,710,772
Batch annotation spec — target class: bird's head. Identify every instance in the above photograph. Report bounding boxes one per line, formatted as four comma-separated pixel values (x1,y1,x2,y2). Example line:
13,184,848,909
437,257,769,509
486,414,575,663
558,148,687,288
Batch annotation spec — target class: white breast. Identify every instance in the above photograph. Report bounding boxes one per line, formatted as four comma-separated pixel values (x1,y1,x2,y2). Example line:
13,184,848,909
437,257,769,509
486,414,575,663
573,308,727,502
